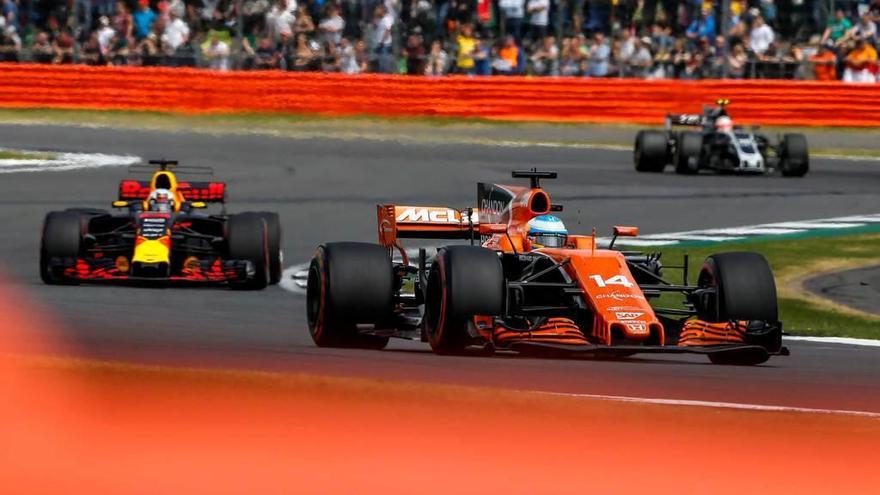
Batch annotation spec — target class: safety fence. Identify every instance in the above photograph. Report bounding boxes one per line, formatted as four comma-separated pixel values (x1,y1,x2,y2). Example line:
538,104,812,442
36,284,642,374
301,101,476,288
1,63,879,127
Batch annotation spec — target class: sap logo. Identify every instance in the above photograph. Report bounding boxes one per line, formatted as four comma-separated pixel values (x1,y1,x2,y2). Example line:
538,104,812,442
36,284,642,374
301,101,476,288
615,312,644,320
397,208,461,224
626,323,648,333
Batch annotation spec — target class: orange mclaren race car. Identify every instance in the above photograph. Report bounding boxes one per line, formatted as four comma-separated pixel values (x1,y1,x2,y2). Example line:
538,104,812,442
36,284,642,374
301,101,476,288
39,160,282,289
306,170,789,365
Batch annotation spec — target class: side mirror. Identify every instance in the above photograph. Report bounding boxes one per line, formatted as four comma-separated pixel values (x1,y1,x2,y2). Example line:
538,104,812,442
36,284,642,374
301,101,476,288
112,200,129,208
609,226,638,250
613,226,639,237
190,201,207,209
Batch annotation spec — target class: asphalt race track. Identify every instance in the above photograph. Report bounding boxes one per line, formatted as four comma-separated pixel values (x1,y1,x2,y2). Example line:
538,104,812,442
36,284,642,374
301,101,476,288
3,124,880,413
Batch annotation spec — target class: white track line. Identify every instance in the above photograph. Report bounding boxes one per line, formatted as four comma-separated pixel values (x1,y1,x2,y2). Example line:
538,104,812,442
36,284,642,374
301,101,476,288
0,149,140,173
536,391,880,418
785,336,880,347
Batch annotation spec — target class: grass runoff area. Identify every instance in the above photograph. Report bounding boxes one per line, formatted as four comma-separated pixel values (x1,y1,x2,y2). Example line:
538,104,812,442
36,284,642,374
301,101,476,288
0,108,879,158
642,231,880,340
0,149,57,160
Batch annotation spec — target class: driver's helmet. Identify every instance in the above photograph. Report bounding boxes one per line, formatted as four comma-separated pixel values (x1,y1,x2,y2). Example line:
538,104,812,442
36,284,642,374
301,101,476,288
715,115,734,132
147,188,174,212
527,215,568,248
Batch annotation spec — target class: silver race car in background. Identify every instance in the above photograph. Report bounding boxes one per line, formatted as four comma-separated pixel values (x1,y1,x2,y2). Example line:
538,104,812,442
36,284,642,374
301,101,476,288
633,99,809,177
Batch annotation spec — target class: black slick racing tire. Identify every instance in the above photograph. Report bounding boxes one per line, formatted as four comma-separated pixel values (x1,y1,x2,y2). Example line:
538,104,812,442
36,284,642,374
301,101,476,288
423,246,504,355
697,252,778,323
779,133,809,177
306,242,393,349
634,130,668,173
227,212,270,290
255,211,283,284
40,211,83,285
675,131,702,175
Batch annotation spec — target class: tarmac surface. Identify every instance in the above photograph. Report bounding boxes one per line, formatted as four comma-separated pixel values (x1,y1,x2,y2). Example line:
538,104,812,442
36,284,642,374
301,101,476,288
805,265,880,316
2,123,880,412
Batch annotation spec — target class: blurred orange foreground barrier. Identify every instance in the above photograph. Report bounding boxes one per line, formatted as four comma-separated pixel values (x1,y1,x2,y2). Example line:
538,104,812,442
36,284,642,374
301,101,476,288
3,276,880,494
1,63,880,126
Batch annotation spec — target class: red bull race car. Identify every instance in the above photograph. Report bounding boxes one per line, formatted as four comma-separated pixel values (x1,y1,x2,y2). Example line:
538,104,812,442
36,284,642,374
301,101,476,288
306,170,788,365
39,160,282,290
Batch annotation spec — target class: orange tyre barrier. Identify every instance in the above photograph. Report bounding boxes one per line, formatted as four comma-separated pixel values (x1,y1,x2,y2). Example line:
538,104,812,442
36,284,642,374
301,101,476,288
2,63,879,126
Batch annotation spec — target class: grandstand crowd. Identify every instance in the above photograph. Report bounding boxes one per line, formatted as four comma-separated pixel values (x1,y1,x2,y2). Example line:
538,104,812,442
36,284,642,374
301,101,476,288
0,0,878,81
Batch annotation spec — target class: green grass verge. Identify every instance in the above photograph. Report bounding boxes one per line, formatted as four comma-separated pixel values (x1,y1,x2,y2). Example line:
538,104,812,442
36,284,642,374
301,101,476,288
0,149,57,160
640,232,880,339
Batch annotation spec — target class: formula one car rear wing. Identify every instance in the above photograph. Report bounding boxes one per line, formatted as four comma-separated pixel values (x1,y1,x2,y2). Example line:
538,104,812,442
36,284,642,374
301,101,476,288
118,180,227,202
377,205,479,243
665,113,704,129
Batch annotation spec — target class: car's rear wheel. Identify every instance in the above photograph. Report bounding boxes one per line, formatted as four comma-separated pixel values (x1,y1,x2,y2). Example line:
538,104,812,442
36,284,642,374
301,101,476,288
306,242,393,349
634,130,668,173
40,211,83,285
675,131,702,175
227,213,270,290
424,246,505,354
255,212,283,284
779,133,809,177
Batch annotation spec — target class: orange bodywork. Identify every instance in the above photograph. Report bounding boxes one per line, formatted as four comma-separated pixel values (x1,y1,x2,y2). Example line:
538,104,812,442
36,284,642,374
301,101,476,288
378,179,666,347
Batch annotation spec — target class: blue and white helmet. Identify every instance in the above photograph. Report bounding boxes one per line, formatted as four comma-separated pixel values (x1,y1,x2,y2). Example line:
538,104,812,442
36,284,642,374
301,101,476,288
527,215,568,248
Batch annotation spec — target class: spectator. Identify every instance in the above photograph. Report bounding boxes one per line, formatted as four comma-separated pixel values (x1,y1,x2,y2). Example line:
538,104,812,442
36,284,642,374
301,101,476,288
113,1,134,47
96,16,116,56
749,15,775,56
266,0,295,41
686,7,716,44
318,4,344,46
322,41,341,71
343,38,369,73
161,10,190,56
133,0,157,40
525,0,549,44
424,39,449,75
31,31,53,63
530,35,558,75
559,36,585,76
617,26,637,74
0,25,20,62
136,31,161,65
587,31,610,77
473,37,492,75
368,3,394,73
707,34,727,78
53,30,75,64
493,34,519,74
403,32,425,74
727,42,749,78
628,36,653,78
809,40,838,80
203,34,230,70
499,0,524,42
844,13,877,45
455,22,477,73
843,38,878,82
292,32,320,70
293,4,315,35
2,0,19,33
822,9,853,45
252,36,281,69
81,32,105,65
